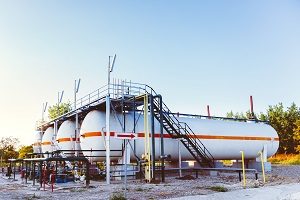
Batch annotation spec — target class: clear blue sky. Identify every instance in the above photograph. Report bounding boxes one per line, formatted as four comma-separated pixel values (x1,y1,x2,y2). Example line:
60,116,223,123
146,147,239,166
0,1,300,145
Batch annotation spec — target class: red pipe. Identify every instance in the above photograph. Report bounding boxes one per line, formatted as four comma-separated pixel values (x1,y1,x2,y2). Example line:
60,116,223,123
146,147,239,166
207,105,211,118
250,96,254,114
50,169,55,192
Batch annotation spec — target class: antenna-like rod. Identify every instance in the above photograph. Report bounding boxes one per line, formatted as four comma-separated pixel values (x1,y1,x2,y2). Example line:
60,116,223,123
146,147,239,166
57,90,64,117
42,102,48,122
59,91,64,104
107,54,117,95
43,102,48,113
110,54,117,72
76,78,81,93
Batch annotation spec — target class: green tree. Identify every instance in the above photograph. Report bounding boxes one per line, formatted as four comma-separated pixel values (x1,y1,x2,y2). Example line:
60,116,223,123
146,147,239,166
48,102,72,120
267,103,300,154
18,145,33,159
293,119,300,153
226,111,248,119
226,111,235,118
227,110,268,121
258,112,268,121
226,103,300,154
0,137,19,165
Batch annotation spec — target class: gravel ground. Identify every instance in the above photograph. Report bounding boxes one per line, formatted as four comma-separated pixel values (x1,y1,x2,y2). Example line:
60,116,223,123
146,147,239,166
169,183,300,200
0,165,299,200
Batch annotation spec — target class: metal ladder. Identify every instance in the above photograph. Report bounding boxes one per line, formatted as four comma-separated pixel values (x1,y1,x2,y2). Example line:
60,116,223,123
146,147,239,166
109,81,214,168
151,97,214,168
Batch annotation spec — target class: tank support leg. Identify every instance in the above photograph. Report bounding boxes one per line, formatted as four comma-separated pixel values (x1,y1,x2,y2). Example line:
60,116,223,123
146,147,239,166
158,95,165,183
150,95,156,181
144,94,151,182
105,95,111,184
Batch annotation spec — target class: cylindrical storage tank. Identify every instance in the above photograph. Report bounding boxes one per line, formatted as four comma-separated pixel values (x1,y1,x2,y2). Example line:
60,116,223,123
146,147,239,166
178,118,279,160
56,120,81,156
32,131,42,154
80,110,123,162
80,110,279,162
41,127,54,157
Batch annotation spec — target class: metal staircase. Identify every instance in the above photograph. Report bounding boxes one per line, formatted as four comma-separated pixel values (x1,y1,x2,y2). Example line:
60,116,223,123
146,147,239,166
109,81,214,168
151,97,214,168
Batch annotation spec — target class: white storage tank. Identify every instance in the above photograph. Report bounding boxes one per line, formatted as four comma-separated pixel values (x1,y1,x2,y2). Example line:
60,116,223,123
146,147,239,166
56,120,81,156
80,110,279,162
80,110,123,162
41,126,54,156
32,131,43,154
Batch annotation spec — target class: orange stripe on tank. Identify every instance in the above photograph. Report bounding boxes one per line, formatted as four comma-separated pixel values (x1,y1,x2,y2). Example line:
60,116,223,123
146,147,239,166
57,138,80,143
32,142,41,146
82,131,279,141
81,131,115,138
194,135,279,141
41,141,51,145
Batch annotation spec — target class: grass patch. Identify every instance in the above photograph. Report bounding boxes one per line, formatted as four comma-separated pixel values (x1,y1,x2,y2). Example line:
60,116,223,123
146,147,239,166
135,187,152,192
69,188,86,192
268,154,300,165
110,193,127,200
135,187,144,191
194,186,205,190
208,186,228,192
26,193,40,200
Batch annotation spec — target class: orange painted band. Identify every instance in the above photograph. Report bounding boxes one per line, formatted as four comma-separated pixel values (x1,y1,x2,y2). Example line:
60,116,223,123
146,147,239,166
136,132,279,141
81,131,115,138
194,135,279,141
41,141,51,145
57,138,80,143
82,131,279,141
33,142,41,146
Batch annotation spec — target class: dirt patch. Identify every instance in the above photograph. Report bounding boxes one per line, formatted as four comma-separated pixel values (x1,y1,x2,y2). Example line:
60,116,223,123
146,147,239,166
0,165,299,200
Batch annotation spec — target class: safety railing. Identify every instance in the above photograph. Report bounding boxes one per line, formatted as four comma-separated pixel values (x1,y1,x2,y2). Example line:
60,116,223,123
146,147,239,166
151,97,214,166
40,79,267,129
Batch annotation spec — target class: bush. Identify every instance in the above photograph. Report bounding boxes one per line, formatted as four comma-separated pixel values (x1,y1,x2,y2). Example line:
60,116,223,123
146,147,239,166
268,154,300,165
110,193,127,200
208,186,228,192
135,187,143,191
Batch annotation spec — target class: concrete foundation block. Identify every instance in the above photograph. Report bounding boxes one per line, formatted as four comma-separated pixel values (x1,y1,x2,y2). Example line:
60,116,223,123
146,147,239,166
209,170,219,177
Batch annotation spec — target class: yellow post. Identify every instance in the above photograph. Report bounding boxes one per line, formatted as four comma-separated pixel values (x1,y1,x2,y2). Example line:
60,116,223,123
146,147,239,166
144,94,151,182
259,151,266,183
240,151,246,188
